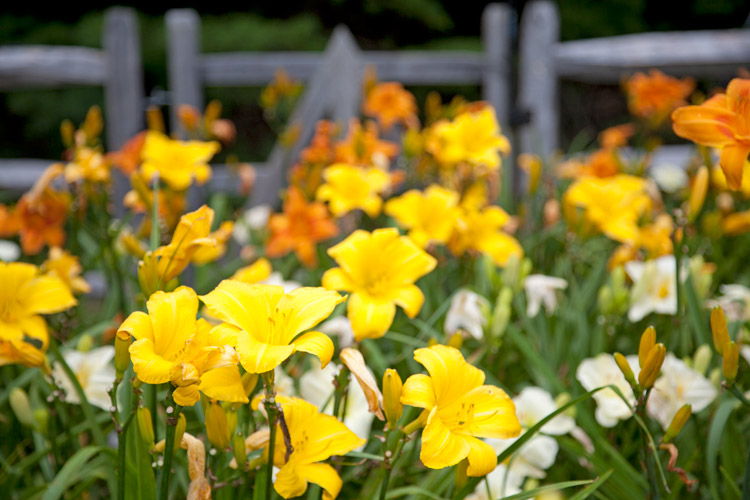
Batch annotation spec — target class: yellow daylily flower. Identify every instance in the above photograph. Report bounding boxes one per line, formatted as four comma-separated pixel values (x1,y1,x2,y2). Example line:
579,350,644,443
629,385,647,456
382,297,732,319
119,286,247,406
322,228,437,341
141,131,220,191
200,282,344,374
64,147,110,184
255,396,365,500
0,338,47,368
315,163,390,217
43,247,91,295
0,262,76,350
153,205,216,282
426,107,510,171
448,206,523,267
384,185,460,248
401,345,521,476
231,257,273,283
191,221,234,264
563,174,652,245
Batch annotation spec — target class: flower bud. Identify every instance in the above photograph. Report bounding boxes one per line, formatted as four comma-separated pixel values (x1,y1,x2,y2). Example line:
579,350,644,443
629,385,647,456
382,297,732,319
688,165,709,222
447,331,463,349
638,326,656,368
226,407,238,437
34,408,49,435
10,388,36,429
692,344,712,375
178,105,201,132
137,407,155,451
77,334,93,352
490,286,513,339
638,343,666,389
662,404,691,443
174,413,187,454
114,332,132,378
137,252,161,297
710,306,730,355
83,106,103,141
232,432,247,470
382,369,403,429
722,341,739,385
205,402,230,451
60,119,75,147
614,353,637,387
146,106,165,132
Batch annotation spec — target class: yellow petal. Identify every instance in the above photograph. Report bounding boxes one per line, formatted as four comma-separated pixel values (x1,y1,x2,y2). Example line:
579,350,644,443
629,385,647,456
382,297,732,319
292,331,334,368
200,281,283,341
147,287,198,360
208,322,242,348
347,293,396,341
391,284,424,318
199,365,249,404
274,461,308,499
118,311,154,342
19,316,49,347
277,287,344,343
340,347,384,420
320,268,355,292
173,384,201,407
129,338,173,384
401,374,436,409
231,258,273,283
465,437,498,477
21,275,76,315
419,407,470,469
459,385,521,440
235,331,295,374
297,463,343,500
413,345,484,408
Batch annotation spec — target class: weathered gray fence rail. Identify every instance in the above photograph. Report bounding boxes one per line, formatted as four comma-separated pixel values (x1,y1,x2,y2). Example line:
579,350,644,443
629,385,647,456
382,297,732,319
166,4,513,207
518,0,750,158
0,8,144,192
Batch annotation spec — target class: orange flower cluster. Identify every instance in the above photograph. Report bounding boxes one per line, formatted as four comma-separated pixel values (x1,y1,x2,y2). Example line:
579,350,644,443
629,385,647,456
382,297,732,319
624,70,694,123
363,82,419,131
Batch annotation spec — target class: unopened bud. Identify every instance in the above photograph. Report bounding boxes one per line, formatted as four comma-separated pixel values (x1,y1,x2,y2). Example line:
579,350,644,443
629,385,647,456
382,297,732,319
205,402,230,451
710,306,730,355
10,388,36,429
178,105,201,132
447,331,463,349
60,120,75,147
114,332,132,378
232,432,247,469
137,252,161,297
226,407,238,437
663,404,691,443
382,369,403,429
77,334,94,352
638,326,656,368
137,407,155,450
638,343,666,389
688,166,709,222
692,344,712,375
614,353,637,387
34,408,49,435
722,341,739,385
174,413,187,454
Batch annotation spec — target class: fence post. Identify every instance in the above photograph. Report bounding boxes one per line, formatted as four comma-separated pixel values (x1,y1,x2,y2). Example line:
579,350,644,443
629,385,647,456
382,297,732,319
481,3,512,131
518,0,559,158
167,9,203,137
330,26,364,129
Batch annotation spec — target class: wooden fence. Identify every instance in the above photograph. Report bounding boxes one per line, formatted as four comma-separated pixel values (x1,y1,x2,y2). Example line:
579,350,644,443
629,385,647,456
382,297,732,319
165,4,514,206
0,7,143,194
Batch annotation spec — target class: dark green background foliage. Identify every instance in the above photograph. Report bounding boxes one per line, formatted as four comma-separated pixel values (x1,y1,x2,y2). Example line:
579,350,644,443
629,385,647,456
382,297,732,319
0,0,748,159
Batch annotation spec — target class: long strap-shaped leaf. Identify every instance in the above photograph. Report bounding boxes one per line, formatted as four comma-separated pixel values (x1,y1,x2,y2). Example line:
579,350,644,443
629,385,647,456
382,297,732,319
41,446,104,500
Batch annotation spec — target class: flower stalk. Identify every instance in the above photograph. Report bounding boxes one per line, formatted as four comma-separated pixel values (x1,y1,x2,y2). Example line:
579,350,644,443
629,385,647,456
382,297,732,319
159,388,182,500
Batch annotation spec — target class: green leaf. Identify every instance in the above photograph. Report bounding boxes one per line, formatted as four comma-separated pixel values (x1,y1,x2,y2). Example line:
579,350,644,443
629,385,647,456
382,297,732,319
568,469,614,500
41,446,103,500
708,398,736,500
499,477,603,500
387,485,447,500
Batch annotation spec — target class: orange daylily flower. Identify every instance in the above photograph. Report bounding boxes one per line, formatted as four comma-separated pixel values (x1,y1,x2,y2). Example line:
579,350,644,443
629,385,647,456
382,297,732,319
672,78,750,190
107,131,146,175
363,82,419,131
266,187,339,268
557,149,620,179
624,69,694,123
599,123,635,150
334,119,398,167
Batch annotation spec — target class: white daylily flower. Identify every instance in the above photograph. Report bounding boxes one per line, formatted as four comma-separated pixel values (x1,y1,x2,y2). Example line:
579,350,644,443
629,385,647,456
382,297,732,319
647,353,717,430
52,346,116,410
514,386,576,436
576,354,638,427
649,164,688,194
467,463,524,499
317,316,355,349
299,359,373,449
625,255,677,322
0,240,20,262
524,275,568,317
260,272,301,293
232,204,272,244
444,289,489,340
706,284,750,322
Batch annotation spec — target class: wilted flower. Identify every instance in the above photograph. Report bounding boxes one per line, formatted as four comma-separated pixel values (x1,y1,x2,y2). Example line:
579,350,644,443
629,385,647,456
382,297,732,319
444,289,489,340
524,274,568,317
625,255,677,322
52,346,116,410
646,353,717,430
322,228,436,340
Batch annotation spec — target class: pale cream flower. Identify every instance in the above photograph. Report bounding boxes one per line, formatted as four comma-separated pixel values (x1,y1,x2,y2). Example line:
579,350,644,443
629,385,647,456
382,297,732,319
232,204,272,244
576,354,638,427
444,289,489,340
524,275,568,317
647,353,718,430
52,346,116,410
706,284,750,322
0,240,20,262
625,255,677,322
649,163,688,194
317,316,355,348
259,272,301,293
513,386,576,436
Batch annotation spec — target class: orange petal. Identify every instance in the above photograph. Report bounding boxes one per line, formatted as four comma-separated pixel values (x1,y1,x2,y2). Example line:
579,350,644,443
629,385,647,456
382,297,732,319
672,105,735,147
720,144,750,191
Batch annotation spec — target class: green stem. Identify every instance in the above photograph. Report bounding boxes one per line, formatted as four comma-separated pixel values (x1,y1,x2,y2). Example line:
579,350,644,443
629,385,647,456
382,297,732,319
262,371,278,500
729,385,750,407
742,441,750,500
639,408,661,500
332,367,350,420
159,389,182,500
